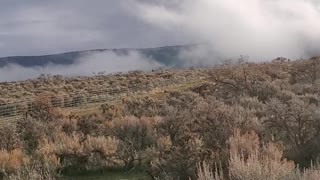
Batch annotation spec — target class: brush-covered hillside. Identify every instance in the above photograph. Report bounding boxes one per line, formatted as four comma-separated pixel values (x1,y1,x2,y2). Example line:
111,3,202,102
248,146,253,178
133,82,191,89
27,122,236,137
0,57,320,180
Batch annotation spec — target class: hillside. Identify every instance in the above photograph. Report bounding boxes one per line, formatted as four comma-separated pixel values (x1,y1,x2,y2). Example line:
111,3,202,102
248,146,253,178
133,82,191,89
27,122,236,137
0,57,320,179
0,45,199,68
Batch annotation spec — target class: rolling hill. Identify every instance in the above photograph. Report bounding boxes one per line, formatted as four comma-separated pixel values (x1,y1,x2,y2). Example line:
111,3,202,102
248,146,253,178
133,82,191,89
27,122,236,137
0,45,199,68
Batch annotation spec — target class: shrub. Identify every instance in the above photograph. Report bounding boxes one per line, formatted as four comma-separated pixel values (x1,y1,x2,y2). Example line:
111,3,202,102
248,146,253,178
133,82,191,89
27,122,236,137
196,162,224,180
209,62,273,101
17,112,62,152
107,116,159,170
17,100,66,157
197,129,320,180
0,149,30,177
0,124,22,151
289,57,320,86
123,96,163,118
82,135,119,169
37,132,119,172
7,162,56,180
147,136,205,180
76,114,106,136
228,129,296,180
263,97,320,165
301,163,320,180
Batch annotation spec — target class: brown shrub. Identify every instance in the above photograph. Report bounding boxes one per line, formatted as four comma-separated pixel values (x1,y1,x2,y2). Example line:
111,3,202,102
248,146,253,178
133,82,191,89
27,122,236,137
228,130,296,180
264,97,320,165
37,132,119,172
76,114,106,136
107,116,159,170
147,136,205,180
123,96,163,118
0,124,22,151
210,62,273,100
289,57,320,86
0,149,30,176
197,129,320,180
17,100,65,152
301,163,320,180
196,162,224,180
7,162,56,180
17,115,62,152
82,135,119,169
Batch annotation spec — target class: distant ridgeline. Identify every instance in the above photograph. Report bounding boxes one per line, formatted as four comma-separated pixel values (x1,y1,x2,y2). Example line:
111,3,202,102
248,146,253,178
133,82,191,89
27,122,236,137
0,45,200,68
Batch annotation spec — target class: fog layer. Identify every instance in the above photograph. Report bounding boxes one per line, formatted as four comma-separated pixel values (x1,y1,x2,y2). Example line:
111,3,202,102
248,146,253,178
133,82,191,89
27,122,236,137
131,0,320,60
0,51,164,82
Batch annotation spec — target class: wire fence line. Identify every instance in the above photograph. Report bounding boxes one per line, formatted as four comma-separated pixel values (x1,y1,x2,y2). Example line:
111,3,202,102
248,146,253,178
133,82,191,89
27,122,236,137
0,78,203,124
0,78,183,105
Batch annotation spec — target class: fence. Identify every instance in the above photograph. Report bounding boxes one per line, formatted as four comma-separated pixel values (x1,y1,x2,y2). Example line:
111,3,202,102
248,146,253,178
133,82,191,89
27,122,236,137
0,78,204,124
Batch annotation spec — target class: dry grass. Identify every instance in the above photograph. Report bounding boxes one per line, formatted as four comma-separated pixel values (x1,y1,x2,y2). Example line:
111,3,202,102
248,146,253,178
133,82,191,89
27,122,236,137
196,129,320,180
228,129,296,180
196,162,224,180
301,163,320,180
0,149,30,174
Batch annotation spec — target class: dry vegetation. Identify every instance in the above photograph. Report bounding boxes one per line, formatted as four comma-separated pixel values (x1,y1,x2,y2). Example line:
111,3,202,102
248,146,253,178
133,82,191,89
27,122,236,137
0,57,320,179
0,69,206,104
0,69,207,121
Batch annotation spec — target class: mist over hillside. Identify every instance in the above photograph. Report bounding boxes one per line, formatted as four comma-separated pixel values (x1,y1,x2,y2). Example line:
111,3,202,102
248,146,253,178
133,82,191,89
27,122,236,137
0,44,220,82
1,0,320,82
0,45,197,68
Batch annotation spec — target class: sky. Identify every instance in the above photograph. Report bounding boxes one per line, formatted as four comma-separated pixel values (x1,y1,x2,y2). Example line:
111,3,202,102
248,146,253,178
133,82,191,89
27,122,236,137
0,0,192,57
0,0,319,58
0,0,320,81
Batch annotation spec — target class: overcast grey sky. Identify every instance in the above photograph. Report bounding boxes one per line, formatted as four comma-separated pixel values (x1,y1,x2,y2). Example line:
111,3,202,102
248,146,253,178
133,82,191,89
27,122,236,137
0,0,192,57
0,0,320,59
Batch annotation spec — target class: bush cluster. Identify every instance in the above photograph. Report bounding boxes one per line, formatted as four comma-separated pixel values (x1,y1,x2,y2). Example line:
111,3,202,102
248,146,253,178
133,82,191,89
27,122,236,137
0,57,320,179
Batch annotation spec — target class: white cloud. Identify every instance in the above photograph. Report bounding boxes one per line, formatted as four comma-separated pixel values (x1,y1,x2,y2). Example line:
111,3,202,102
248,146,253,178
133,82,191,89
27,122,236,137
131,0,320,60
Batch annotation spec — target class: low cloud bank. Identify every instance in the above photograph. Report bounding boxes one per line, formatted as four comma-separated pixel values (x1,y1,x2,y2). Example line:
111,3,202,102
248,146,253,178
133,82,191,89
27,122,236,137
130,0,320,60
0,51,164,82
